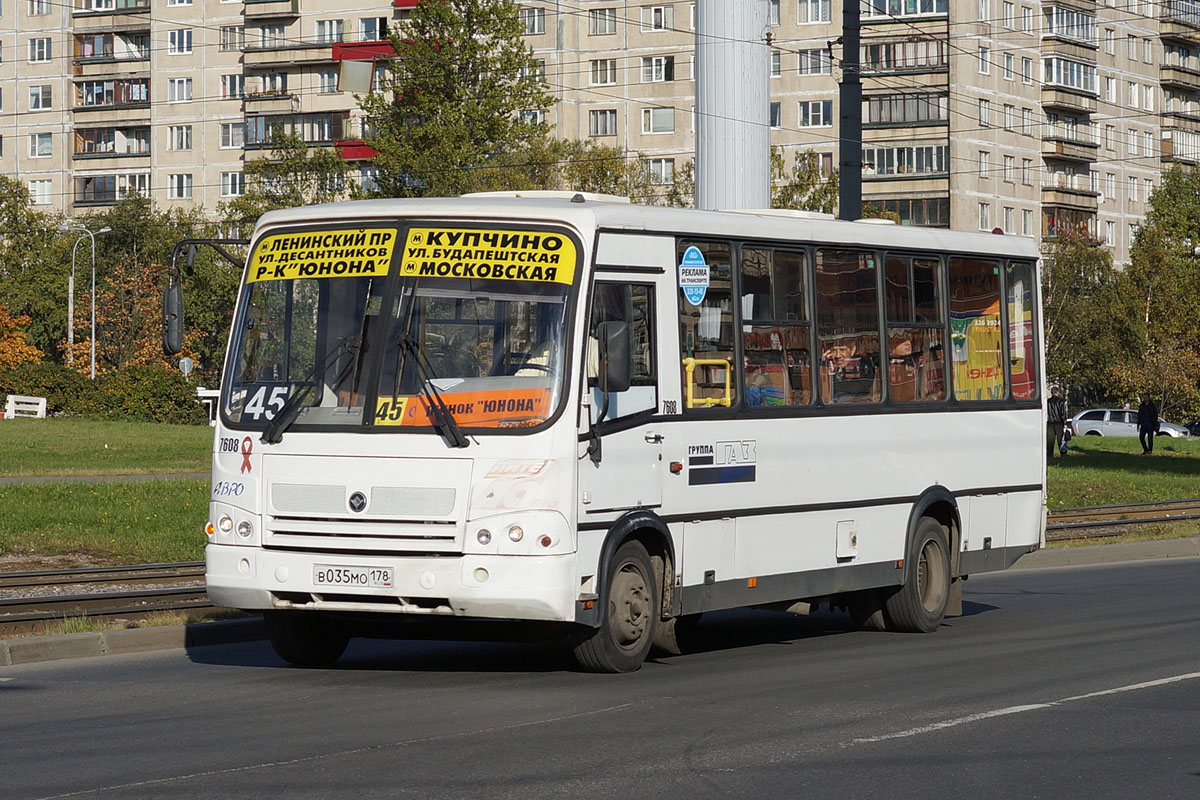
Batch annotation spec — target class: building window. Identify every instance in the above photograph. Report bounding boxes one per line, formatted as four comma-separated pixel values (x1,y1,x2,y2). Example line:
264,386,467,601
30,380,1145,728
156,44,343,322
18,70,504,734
1128,129,1138,156
29,0,52,13
1105,220,1115,246
517,109,545,125
978,46,990,74
797,48,832,75
798,0,830,23
1022,107,1033,135
1003,104,1014,130
1144,131,1153,156
220,122,245,148
979,98,990,126
1003,53,1013,80
1043,5,1096,44
864,0,948,19
1105,125,1115,150
642,55,675,82
641,4,673,30
648,158,674,185
168,78,193,102
642,106,675,133
360,16,388,40
167,173,193,200
978,203,990,230
221,172,245,198
166,0,193,6
1002,1,1014,26
220,26,245,52
1022,57,1032,83
29,38,52,63
29,132,52,158
769,0,780,25
1129,176,1139,202
769,101,781,128
1042,57,1096,93
318,69,339,94
1021,5,1033,31
167,125,192,151
28,85,51,110
1022,159,1033,185
799,100,833,127
1127,35,1136,60
520,6,546,35
1105,172,1115,198
863,143,948,176
978,150,990,178
589,7,617,34
29,179,53,205
168,30,192,55
314,20,343,44
1003,206,1015,233
222,75,245,99
865,92,948,124
1104,77,1115,102
1104,28,1114,55
1004,155,1015,182
590,59,617,85
589,108,617,136
1022,209,1033,236
359,165,379,194
770,50,781,77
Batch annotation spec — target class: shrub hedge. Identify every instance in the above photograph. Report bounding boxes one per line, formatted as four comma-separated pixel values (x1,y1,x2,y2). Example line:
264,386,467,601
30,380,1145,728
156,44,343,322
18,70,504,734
0,362,208,424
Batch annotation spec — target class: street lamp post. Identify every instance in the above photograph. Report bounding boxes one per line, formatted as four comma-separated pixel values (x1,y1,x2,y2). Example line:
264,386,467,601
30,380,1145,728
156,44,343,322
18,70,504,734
59,224,112,379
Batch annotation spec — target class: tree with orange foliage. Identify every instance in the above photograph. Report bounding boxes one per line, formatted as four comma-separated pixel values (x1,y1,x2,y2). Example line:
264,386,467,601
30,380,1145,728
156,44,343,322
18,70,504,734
0,305,44,369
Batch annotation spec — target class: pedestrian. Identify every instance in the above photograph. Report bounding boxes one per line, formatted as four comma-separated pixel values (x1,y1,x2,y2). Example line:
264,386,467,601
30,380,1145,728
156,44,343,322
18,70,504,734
1137,393,1160,454
1047,386,1068,458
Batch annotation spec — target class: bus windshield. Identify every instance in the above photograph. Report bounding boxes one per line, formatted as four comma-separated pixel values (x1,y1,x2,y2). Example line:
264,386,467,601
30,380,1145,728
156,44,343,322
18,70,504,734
223,223,577,434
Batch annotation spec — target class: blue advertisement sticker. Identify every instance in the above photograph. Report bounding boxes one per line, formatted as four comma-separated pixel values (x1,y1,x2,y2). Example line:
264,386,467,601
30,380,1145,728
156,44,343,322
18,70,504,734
679,245,709,306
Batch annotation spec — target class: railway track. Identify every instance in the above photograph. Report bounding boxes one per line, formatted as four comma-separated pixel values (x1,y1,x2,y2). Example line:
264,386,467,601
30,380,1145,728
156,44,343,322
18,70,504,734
0,562,210,637
1,504,1196,637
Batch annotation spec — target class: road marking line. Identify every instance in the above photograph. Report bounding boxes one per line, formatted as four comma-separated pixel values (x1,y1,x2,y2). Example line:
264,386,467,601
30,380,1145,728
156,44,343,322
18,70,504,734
849,671,1200,745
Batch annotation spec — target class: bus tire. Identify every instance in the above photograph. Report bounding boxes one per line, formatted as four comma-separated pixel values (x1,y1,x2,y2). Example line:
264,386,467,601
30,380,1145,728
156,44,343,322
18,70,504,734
573,540,658,673
885,517,951,633
264,611,350,666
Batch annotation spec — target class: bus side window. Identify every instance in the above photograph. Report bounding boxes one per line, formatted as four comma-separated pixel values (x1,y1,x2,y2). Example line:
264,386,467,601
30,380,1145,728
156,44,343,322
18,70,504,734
741,247,811,407
588,282,657,421
948,256,1006,401
678,240,738,410
884,255,946,403
815,249,882,405
1006,261,1038,400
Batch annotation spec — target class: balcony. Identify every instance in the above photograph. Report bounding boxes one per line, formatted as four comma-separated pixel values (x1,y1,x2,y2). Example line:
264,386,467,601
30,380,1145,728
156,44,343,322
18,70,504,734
1041,184,1100,212
72,2,150,32
244,42,336,68
1042,86,1096,114
1161,1,1200,43
243,0,299,19
243,91,299,113
1040,36,1097,61
1041,136,1099,163
1161,64,1200,93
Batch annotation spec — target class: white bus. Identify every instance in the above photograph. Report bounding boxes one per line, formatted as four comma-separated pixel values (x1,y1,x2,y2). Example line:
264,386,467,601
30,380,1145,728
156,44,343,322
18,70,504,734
201,194,1045,672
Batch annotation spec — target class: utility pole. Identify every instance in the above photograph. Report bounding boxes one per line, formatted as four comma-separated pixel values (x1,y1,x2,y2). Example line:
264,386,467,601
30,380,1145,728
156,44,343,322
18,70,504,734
838,1,862,220
695,0,769,210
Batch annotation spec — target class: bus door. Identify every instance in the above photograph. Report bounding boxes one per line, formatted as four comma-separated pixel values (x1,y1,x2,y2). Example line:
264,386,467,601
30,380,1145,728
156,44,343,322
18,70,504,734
578,262,680,516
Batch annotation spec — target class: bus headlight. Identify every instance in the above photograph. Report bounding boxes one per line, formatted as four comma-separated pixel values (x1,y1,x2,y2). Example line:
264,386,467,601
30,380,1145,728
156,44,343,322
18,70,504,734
462,512,572,555
476,529,492,545
507,525,524,542
236,520,253,538
218,515,234,533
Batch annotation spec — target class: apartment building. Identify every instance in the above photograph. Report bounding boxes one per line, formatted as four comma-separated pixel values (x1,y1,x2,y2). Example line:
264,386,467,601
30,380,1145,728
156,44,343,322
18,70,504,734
3,0,1198,265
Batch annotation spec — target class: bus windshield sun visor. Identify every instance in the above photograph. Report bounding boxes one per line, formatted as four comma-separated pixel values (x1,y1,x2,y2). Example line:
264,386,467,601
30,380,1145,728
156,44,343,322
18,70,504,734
260,336,361,445
397,333,469,448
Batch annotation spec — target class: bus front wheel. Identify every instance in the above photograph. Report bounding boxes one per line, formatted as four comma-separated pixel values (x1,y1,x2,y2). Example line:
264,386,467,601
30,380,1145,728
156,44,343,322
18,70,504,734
884,517,950,633
264,611,350,666
573,540,659,673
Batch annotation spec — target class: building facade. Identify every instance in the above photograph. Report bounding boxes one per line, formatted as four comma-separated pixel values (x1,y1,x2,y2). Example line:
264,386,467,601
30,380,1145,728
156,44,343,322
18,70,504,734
3,0,1199,264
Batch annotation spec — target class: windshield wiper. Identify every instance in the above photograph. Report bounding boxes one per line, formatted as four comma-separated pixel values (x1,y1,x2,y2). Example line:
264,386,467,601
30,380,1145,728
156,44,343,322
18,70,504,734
261,336,361,445
397,333,468,449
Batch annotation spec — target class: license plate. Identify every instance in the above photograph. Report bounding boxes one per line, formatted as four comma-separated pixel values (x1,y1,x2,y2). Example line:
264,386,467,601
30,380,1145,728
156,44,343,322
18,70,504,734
313,564,393,588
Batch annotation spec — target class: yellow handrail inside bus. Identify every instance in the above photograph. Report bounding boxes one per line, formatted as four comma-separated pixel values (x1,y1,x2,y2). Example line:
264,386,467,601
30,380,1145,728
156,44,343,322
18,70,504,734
682,357,732,408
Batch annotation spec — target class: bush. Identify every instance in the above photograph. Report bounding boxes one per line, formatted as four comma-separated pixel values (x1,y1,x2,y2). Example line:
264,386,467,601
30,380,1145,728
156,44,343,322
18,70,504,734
0,363,207,424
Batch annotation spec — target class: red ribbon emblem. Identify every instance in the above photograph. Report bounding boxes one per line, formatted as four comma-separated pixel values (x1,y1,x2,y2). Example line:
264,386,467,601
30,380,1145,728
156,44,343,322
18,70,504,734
240,437,253,474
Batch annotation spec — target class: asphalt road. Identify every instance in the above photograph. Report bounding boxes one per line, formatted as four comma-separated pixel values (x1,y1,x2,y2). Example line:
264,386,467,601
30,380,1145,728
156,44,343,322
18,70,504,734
2,557,1199,800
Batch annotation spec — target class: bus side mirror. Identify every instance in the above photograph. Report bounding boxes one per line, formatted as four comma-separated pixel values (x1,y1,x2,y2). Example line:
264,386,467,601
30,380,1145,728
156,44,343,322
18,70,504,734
597,320,631,393
163,281,184,355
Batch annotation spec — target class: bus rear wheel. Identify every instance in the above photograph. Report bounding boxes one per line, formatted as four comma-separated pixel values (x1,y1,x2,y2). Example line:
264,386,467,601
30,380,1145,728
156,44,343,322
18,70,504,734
884,517,950,633
573,540,658,673
264,611,350,666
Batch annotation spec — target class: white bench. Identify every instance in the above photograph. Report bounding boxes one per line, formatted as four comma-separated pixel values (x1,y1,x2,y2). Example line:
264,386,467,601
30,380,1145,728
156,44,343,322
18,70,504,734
4,395,48,419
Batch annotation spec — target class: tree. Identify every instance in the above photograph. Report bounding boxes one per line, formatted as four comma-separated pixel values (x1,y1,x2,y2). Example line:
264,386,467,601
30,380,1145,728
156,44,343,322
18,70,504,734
770,147,839,214
1041,231,1137,403
360,0,554,197
220,131,351,232
0,177,68,359
0,306,43,369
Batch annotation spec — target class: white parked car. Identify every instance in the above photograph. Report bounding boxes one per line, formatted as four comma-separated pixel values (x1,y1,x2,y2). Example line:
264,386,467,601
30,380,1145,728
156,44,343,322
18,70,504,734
1067,408,1190,438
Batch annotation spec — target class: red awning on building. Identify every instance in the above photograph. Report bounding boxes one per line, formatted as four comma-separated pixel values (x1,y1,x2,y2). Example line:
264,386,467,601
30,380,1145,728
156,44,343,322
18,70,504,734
336,141,378,160
332,41,393,61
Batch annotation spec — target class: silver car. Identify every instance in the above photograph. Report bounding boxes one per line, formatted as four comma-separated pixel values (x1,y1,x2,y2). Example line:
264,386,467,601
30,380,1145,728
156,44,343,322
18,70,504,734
1067,408,1190,438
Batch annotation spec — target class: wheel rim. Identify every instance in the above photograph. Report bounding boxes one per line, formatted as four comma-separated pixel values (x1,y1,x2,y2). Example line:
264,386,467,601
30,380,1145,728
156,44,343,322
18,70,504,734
917,538,948,613
608,561,652,651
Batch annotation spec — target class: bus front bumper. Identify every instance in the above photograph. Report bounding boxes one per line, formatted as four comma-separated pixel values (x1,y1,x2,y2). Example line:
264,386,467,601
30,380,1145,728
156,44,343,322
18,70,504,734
205,544,577,623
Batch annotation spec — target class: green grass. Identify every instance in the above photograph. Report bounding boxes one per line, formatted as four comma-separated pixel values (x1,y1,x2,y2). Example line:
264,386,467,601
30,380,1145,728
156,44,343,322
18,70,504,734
0,479,209,564
1048,434,1200,509
1,418,211,477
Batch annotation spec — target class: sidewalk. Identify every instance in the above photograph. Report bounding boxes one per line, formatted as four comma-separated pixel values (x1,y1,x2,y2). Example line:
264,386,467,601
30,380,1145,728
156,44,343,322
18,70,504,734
3,536,1198,667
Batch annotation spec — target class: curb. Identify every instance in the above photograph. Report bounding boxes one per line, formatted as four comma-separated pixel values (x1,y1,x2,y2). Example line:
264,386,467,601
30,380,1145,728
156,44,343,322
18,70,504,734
0,616,265,667
4,538,1199,667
